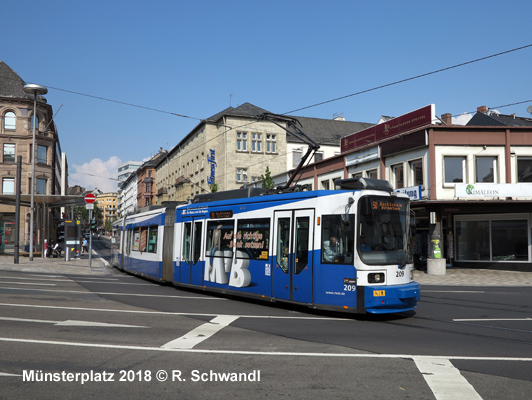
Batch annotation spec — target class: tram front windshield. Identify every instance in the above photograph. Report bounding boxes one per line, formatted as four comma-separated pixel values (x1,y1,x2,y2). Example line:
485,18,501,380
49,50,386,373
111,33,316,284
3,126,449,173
358,196,410,265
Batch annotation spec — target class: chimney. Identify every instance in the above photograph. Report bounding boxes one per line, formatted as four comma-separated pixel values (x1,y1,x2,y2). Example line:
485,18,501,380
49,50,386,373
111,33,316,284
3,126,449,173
441,113,452,125
477,106,488,113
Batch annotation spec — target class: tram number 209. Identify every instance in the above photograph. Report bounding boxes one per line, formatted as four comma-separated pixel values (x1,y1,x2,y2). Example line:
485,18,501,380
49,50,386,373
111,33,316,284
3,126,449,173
343,284,356,292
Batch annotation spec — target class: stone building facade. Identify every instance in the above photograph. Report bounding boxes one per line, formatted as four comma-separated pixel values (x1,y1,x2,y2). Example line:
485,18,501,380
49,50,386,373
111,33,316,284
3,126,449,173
0,61,65,252
155,103,373,203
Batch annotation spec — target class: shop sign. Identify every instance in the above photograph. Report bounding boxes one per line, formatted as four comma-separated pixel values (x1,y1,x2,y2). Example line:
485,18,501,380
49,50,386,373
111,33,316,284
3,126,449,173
455,183,532,198
207,149,216,184
395,185,422,200
341,105,435,153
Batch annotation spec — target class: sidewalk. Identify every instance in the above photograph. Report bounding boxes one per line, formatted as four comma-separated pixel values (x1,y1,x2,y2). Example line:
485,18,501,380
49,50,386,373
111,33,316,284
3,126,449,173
0,253,530,286
0,251,112,276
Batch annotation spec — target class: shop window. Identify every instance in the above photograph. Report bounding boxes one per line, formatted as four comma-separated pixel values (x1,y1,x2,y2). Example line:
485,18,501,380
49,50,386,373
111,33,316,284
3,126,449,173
410,159,423,186
475,156,497,183
444,156,466,183
517,157,532,182
4,111,16,130
455,216,529,262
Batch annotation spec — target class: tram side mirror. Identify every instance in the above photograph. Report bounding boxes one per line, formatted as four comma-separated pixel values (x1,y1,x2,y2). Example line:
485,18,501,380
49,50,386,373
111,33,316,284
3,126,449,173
342,197,355,226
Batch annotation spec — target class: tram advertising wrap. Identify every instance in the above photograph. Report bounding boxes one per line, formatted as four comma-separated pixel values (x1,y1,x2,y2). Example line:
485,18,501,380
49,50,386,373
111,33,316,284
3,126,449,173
114,178,420,315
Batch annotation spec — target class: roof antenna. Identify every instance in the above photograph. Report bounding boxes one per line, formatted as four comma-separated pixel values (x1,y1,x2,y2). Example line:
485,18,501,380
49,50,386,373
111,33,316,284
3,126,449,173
230,93,235,107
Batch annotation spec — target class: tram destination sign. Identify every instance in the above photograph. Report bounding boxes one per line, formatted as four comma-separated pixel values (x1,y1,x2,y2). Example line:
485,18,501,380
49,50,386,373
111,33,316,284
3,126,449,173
210,210,233,219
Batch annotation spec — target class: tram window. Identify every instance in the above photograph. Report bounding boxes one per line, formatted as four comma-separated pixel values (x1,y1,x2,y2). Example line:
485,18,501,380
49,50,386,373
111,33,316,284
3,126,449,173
294,216,309,274
206,220,234,258
358,195,409,265
321,215,354,264
132,230,141,252
148,226,158,253
134,227,151,253
193,221,202,264
276,218,290,273
126,229,132,255
236,218,270,260
182,222,192,262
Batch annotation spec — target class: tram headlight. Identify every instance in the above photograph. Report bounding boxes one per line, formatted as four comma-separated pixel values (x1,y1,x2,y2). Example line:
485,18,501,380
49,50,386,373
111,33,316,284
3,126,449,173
368,272,385,284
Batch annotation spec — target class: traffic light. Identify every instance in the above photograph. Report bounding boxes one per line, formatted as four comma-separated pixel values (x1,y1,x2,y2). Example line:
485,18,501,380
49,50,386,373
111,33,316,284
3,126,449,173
91,219,96,229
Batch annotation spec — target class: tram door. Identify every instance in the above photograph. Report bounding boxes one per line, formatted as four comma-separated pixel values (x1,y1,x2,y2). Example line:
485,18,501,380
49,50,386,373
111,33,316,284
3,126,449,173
272,210,314,303
180,218,203,286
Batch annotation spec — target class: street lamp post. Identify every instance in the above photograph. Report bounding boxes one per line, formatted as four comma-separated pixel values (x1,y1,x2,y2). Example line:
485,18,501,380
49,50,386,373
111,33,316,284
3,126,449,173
23,83,48,261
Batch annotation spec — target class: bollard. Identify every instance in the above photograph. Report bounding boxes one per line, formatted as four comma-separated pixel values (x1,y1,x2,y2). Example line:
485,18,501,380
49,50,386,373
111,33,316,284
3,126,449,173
65,247,70,262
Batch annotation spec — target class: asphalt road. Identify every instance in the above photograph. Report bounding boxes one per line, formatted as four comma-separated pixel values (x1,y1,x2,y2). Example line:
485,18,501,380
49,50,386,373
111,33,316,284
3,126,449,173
0,240,530,399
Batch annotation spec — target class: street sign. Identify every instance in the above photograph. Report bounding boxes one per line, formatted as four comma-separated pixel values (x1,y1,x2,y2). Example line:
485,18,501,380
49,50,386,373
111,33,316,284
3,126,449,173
85,203,94,210
84,193,96,204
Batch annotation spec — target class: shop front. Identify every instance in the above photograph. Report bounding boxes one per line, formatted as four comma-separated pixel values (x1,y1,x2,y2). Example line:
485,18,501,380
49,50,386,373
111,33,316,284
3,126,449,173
412,199,532,272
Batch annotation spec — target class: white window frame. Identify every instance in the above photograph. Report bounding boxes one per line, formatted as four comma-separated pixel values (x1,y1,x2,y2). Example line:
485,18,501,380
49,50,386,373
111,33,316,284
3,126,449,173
409,159,423,186
237,132,248,152
443,156,467,186
266,134,276,153
475,156,497,183
251,133,262,153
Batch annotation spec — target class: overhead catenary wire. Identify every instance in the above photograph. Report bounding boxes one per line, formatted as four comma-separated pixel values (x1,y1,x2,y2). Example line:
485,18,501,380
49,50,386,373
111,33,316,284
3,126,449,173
283,43,532,115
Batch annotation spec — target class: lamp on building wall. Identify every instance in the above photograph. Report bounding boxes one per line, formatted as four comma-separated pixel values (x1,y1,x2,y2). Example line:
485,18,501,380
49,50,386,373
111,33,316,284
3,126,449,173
23,83,48,261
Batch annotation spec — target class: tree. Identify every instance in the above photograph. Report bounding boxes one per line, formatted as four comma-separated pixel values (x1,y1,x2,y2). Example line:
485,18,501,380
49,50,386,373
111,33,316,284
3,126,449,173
73,204,102,229
261,166,275,189
210,183,218,193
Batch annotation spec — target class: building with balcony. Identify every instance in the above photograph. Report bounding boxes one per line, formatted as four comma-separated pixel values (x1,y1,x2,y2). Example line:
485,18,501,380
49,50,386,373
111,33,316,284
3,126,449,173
96,192,118,228
137,149,167,209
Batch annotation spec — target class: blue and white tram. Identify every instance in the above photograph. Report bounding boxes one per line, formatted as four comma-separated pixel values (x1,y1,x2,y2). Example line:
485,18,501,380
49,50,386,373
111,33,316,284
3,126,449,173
115,178,420,314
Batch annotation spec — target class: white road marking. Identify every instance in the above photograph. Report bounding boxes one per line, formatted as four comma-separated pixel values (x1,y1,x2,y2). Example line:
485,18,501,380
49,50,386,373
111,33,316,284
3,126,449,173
413,357,483,400
0,275,152,286
0,275,70,282
0,337,531,362
162,315,239,349
0,287,224,299
0,303,342,320
0,371,21,377
423,290,485,293
454,318,532,321
0,316,147,328
0,281,56,286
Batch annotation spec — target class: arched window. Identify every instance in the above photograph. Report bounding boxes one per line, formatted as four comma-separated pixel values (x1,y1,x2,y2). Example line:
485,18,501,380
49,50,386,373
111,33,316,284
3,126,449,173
30,114,40,131
4,111,16,130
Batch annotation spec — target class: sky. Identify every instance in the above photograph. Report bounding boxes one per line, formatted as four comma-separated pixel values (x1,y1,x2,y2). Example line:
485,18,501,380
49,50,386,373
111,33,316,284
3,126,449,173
2,0,531,192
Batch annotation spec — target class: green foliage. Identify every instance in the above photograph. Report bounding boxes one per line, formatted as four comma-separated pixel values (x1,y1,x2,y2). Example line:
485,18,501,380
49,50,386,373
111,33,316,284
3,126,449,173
261,166,275,189
73,204,102,227
210,183,218,193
